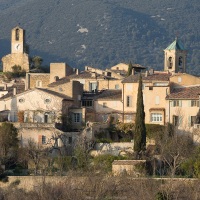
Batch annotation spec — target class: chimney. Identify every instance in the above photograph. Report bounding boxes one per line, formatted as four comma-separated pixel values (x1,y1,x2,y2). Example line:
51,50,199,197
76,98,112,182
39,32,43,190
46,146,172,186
4,84,7,91
13,87,17,96
149,69,154,75
76,69,79,75
91,72,96,78
85,66,88,71
145,71,148,77
132,68,135,75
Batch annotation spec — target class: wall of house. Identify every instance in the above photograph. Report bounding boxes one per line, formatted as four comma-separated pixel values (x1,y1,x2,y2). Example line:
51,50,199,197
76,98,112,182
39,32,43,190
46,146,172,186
50,63,73,83
170,74,200,87
26,73,50,89
0,90,64,122
167,99,199,130
94,100,123,122
2,53,29,72
144,85,169,125
110,63,128,71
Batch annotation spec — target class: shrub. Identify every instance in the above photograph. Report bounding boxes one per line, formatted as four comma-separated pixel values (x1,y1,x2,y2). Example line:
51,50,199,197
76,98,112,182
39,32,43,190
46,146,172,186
93,154,127,173
145,124,165,139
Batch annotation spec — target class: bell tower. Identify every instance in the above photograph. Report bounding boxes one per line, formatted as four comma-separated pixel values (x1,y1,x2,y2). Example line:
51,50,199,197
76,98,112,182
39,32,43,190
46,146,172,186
11,26,25,54
2,26,29,72
164,38,187,73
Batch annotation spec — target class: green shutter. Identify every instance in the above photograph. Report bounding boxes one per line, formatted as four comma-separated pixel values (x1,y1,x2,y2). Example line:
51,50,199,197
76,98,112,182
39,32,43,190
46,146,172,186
188,116,191,127
179,100,182,107
188,100,191,107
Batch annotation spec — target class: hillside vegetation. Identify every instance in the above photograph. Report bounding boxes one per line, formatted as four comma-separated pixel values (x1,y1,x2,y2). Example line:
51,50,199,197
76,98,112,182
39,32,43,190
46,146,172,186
0,0,199,74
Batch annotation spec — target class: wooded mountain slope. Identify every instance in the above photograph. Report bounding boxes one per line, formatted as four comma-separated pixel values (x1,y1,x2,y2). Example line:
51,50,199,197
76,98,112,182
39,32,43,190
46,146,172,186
0,0,199,74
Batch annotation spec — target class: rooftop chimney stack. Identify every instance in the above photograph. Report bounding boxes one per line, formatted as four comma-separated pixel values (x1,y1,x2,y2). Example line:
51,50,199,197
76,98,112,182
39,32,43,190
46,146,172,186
13,87,17,96
4,84,7,91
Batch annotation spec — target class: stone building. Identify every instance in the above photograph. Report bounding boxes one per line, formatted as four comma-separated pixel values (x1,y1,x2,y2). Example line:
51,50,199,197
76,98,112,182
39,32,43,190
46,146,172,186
2,26,29,72
164,38,187,73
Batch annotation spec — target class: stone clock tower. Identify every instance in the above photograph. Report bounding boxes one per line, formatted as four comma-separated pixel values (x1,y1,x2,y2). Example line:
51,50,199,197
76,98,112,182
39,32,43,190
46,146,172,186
2,26,29,72
11,26,25,54
164,38,187,73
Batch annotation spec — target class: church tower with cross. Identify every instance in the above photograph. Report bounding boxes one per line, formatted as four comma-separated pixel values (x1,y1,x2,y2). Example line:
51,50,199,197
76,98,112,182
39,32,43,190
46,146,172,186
164,37,187,73
2,26,29,72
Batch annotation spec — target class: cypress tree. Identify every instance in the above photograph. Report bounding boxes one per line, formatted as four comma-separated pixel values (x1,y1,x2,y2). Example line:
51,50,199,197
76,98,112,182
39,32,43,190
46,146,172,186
134,74,146,158
127,61,133,76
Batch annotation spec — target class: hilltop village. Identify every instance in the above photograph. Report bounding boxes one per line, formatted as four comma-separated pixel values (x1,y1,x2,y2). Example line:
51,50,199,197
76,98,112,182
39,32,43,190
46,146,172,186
0,26,200,177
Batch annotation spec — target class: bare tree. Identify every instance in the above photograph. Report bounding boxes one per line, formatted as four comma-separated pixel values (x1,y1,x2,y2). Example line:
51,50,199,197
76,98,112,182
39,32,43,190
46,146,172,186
159,129,194,177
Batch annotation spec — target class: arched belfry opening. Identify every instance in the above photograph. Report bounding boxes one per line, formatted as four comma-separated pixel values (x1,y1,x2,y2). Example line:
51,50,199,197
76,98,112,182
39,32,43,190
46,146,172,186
164,38,187,73
15,29,20,41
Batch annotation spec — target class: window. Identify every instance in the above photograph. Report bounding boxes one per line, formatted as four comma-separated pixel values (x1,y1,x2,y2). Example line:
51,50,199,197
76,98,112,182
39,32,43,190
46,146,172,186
74,113,81,123
173,115,182,126
178,77,182,83
19,98,25,103
191,100,199,107
89,82,97,92
102,115,108,122
168,57,173,69
125,114,133,122
103,102,107,108
115,84,119,89
42,135,46,144
151,113,162,122
44,98,51,104
171,100,182,107
142,84,145,90
149,86,153,90
126,96,132,107
179,56,183,69
155,96,160,105
82,100,93,107
15,29,19,41
189,116,196,127
36,80,42,88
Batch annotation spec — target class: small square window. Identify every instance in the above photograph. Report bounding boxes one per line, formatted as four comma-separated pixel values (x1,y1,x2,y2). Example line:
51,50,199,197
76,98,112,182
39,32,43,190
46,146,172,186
42,135,46,144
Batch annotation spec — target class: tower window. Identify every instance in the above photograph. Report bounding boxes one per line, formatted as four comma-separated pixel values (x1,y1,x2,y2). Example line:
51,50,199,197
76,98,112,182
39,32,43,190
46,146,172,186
179,56,183,71
168,57,173,69
16,29,20,41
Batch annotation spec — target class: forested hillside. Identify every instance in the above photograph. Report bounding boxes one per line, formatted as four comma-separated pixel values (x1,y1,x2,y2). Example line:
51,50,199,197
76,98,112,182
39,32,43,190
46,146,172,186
0,0,199,74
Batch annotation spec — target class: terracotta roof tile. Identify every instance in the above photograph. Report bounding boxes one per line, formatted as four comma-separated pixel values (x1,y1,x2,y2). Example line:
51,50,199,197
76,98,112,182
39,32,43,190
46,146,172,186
167,86,200,99
94,90,122,101
122,72,170,83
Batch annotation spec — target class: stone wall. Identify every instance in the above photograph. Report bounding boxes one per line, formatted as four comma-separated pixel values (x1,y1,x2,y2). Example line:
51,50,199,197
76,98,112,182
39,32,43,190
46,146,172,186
26,73,50,89
2,53,29,72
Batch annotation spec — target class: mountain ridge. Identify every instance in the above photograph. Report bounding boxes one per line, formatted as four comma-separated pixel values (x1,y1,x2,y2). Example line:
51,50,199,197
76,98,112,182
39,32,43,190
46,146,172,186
0,0,199,74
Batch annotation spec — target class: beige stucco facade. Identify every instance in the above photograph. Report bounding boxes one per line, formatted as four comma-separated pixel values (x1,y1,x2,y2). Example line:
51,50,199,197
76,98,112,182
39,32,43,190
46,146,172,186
170,74,200,87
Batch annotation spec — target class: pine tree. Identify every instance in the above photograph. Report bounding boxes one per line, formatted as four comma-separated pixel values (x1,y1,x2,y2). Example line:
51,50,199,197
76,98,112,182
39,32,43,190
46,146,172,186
127,61,133,76
134,74,146,158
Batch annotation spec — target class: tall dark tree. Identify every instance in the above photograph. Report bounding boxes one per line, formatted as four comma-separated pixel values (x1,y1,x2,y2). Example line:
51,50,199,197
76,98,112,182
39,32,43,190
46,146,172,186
134,74,146,158
127,61,133,76
0,122,19,167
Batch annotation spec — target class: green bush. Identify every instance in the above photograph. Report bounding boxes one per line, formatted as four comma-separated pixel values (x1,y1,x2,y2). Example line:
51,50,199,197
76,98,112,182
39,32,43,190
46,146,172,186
145,124,165,139
95,138,113,143
93,154,127,173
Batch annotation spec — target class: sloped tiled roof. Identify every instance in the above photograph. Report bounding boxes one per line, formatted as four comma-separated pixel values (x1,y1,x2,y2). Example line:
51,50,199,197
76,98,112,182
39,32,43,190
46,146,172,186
67,71,115,80
0,80,25,100
48,78,70,87
122,72,170,83
36,88,73,100
165,38,185,50
94,89,122,101
166,86,200,100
